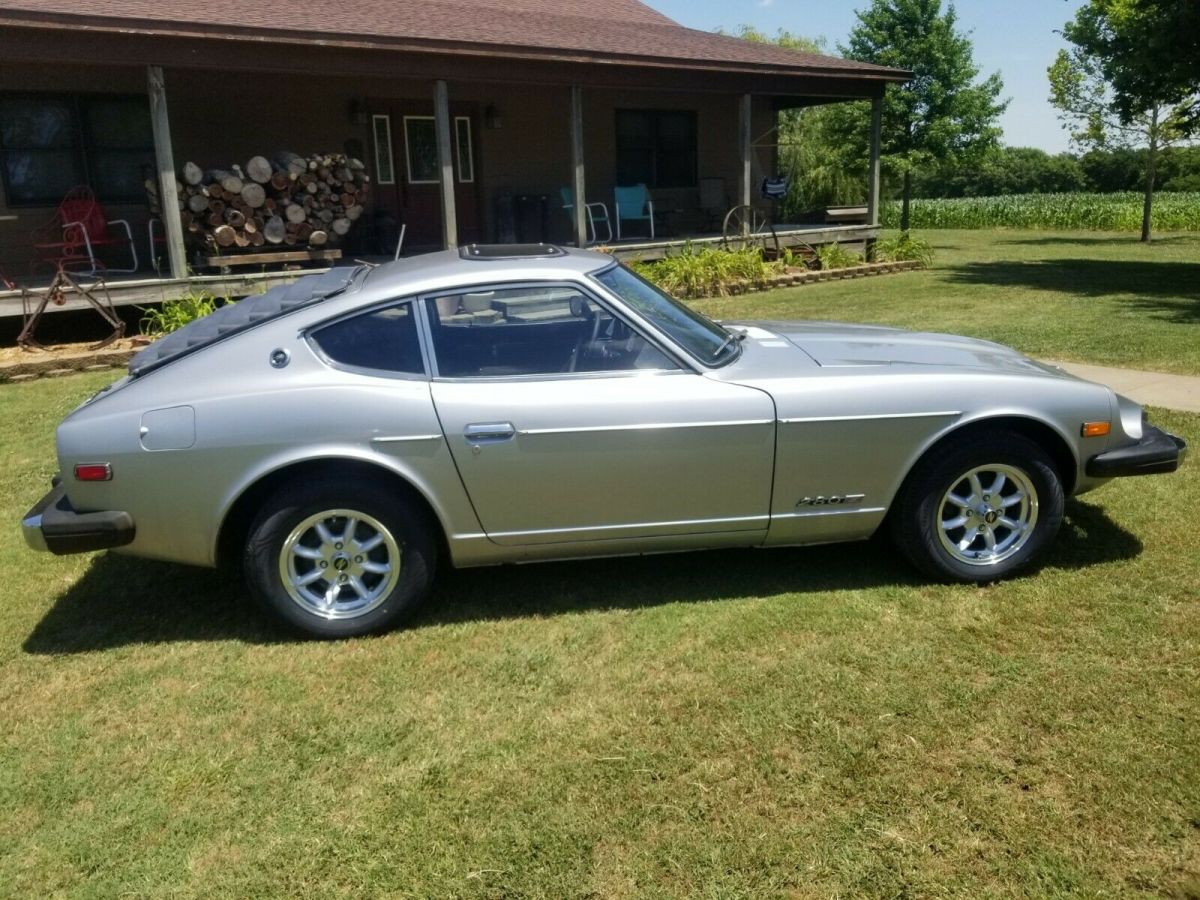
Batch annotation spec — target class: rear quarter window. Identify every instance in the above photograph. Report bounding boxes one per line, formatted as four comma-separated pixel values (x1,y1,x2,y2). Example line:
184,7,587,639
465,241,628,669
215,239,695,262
310,302,424,375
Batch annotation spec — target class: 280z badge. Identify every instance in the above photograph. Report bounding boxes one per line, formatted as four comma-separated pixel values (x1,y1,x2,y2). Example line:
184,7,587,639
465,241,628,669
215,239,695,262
796,493,866,508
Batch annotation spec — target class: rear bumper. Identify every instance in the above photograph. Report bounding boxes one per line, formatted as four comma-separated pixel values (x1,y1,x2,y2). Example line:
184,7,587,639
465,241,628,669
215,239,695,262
1086,425,1188,478
21,480,135,555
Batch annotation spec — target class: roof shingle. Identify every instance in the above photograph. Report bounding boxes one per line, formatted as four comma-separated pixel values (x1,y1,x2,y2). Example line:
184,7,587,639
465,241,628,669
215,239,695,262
0,0,908,79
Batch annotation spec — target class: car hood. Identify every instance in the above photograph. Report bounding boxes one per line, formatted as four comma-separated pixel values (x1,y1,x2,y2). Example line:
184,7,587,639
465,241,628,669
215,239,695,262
727,320,1062,377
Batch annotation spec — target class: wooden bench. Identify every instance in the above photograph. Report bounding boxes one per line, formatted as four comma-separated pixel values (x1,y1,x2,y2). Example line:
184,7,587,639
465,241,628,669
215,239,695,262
825,205,869,226
204,248,342,272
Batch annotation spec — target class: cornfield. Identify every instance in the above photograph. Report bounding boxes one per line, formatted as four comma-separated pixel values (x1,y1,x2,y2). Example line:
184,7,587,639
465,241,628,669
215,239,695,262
881,192,1200,231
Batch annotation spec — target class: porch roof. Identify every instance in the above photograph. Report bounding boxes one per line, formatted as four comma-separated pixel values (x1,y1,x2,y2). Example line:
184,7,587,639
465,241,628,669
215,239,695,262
0,0,909,83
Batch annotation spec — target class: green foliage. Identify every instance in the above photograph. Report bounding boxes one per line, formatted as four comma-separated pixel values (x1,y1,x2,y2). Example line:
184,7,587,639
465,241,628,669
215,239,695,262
633,246,782,298
720,24,825,54
1050,0,1199,239
914,145,1200,199
914,147,1090,198
777,106,867,217
815,242,863,271
874,232,934,267
881,192,1200,230
827,0,1008,227
724,25,863,216
1056,0,1199,137
139,290,231,337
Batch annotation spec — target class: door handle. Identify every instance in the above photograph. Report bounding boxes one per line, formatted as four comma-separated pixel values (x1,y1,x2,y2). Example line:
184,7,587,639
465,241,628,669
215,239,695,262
464,422,516,443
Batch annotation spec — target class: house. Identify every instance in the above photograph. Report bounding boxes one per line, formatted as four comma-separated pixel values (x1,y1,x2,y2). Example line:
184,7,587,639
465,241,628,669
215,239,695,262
0,0,907,315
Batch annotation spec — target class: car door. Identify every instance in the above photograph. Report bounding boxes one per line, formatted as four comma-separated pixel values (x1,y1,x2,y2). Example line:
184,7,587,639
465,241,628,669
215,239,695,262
421,282,776,546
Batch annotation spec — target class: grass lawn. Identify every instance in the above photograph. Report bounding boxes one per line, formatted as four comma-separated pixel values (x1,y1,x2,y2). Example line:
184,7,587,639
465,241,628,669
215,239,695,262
692,230,1200,376
2,370,1198,897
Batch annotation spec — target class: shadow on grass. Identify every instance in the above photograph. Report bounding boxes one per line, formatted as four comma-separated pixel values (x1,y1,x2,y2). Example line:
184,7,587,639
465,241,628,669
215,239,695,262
944,259,1200,323
23,499,1141,654
998,234,1200,248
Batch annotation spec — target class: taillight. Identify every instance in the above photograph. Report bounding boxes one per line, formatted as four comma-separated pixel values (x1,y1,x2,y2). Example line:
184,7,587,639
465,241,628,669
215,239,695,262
74,463,112,481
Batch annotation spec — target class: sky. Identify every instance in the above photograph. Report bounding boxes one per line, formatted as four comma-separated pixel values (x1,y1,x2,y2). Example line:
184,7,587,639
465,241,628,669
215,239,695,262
646,0,1086,153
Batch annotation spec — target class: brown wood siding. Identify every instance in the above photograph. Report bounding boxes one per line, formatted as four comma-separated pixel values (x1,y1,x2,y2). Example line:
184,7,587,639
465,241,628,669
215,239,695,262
0,61,798,273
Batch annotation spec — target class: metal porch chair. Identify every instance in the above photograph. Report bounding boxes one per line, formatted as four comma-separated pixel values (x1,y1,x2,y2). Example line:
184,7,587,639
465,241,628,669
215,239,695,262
31,186,138,276
614,184,655,240
559,187,612,245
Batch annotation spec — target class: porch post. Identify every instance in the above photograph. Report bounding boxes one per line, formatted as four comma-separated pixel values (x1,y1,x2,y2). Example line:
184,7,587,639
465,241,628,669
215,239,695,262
569,86,588,247
434,79,458,249
739,94,753,210
866,95,883,227
147,65,187,280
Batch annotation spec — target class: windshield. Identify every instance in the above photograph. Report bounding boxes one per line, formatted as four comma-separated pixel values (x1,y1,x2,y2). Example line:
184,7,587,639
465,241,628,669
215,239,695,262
593,264,739,366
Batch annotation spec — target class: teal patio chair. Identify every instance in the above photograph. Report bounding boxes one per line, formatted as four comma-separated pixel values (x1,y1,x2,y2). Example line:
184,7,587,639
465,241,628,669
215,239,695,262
559,187,612,245
614,184,655,240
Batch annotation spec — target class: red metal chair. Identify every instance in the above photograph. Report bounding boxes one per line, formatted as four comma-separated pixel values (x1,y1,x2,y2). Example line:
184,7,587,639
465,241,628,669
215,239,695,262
30,186,138,275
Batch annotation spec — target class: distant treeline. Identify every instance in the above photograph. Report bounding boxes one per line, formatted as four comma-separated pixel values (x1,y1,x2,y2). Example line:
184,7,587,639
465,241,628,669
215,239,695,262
911,146,1200,199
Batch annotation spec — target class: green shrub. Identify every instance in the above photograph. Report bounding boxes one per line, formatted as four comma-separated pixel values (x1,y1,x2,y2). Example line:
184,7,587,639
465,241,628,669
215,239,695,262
635,246,782,298
139,290,231,337
815,242,862,271
875,232,935,267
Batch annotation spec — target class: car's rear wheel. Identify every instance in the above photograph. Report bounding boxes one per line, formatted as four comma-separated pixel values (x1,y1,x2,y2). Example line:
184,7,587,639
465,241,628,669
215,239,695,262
244,478,436,637
890,431,1065,582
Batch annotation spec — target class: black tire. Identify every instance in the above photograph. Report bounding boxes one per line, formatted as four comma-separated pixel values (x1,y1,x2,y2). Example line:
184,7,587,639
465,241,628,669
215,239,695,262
890,430,1065,583
243,477,437,638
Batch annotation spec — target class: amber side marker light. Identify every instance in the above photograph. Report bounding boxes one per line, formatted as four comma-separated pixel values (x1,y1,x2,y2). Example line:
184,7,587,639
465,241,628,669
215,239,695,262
1081,422,1111,438
74,463,113,481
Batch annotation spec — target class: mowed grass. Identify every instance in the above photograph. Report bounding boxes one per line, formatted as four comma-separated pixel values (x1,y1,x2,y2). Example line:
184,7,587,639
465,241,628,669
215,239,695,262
693,230,1200,376
2,371,1199,897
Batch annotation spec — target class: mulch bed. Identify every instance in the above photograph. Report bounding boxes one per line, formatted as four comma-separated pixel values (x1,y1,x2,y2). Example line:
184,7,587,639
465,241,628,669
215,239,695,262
0,338,147,383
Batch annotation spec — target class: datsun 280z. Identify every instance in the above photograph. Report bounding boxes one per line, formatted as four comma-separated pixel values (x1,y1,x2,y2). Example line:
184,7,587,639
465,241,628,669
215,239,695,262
22,244,1187,637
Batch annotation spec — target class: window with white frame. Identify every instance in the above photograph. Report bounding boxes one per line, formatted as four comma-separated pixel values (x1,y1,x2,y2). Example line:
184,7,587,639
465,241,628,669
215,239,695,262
371,115,395,185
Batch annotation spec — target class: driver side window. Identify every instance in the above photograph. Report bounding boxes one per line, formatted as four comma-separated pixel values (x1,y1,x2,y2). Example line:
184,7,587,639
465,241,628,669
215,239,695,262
425,285,677,378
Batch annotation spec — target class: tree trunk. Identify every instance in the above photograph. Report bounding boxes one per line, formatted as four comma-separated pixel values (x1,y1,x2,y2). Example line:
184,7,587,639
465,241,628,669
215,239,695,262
1141,105,1159,244
900,171,912,233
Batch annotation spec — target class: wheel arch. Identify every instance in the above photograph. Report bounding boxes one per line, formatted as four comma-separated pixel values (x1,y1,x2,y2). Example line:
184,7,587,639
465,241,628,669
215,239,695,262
214,456,450,571
889,414,1079,517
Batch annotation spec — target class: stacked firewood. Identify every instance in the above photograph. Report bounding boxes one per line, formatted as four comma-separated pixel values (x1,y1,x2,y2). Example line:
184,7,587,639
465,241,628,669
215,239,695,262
146,152,370,251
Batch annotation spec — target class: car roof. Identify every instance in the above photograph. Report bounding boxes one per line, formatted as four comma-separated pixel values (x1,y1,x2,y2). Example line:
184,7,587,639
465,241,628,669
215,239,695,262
128,245,616,377
360,244,615,296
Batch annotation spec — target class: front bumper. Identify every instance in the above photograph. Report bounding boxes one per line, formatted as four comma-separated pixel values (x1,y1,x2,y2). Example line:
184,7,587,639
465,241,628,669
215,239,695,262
1086,425,1188,478
21,480,135,555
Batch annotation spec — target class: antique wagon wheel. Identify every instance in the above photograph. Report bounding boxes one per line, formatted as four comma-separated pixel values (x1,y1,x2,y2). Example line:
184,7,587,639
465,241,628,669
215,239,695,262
722,204,779,256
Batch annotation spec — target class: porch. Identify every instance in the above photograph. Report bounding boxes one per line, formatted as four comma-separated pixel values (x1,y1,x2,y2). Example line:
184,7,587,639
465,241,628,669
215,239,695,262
0,223,879,319
0,13,904,321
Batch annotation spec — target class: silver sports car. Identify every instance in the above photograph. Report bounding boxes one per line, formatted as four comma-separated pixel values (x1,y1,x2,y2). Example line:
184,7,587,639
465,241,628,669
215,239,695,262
22,244,1187,637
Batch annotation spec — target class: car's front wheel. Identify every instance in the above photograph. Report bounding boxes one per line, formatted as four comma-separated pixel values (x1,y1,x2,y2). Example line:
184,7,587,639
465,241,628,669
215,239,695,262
244,478,437,638
890,431,1065,582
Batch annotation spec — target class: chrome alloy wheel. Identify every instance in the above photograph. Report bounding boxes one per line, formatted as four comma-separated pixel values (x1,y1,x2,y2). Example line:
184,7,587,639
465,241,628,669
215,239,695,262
279,509,402,619
937,464,1039,566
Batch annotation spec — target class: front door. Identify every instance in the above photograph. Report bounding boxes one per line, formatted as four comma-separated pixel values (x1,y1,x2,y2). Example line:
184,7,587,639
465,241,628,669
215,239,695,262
420,282,776,545
369,101,482,251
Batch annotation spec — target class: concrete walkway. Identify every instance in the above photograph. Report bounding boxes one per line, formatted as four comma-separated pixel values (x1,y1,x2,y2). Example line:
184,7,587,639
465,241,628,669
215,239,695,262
1043,360,1200,413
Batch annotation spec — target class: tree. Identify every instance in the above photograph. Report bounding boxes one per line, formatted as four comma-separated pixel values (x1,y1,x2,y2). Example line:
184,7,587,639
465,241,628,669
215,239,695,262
829,0,1007,230
1049,0,1199,241
913,147,1088,198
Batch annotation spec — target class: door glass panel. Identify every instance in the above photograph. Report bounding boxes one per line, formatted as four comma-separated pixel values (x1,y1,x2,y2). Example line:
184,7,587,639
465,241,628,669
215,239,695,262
425,286,676,378
404,117,439,184
310,302,424,374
